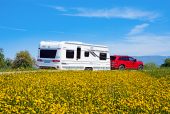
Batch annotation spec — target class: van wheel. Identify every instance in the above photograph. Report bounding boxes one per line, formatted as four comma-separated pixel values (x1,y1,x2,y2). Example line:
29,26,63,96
119,65,125,70
138,65,143,70
85,67,93,71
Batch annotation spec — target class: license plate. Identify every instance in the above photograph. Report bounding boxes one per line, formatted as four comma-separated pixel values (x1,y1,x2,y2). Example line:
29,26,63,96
44,60,51,63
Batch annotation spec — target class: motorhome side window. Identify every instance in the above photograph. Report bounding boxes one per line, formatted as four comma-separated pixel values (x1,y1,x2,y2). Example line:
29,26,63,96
40,50,57,58
66,50,74,59
100,53,107,60
84,51,89,57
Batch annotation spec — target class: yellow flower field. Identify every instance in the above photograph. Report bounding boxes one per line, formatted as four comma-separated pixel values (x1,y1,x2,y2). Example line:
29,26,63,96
0,71,170,113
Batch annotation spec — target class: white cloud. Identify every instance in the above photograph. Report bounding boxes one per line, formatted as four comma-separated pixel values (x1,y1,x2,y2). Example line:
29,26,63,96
0,26,27,31
128,23,149,35
106,21,170,56
63,7,159,21
53,6,67,12
107,34,170,56
40,5,67,12
44,5,159,21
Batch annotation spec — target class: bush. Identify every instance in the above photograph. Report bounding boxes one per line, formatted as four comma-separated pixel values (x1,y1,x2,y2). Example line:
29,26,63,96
0,48,5,68
5,58,13,68
161,58,170,67
12,51,34,69
144,63,158,70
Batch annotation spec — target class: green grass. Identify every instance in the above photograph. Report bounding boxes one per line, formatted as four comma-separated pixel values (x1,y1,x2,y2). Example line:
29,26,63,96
1,67,170,80
0,67,38,72
142,68,170,79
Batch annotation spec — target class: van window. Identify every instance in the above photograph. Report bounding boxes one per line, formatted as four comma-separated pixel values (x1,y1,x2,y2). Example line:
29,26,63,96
84,51,89,57
100,53,107,60
110,56,116,60
119,57,129,61
66,50,74,59
129,57,135,61
40,50,57,58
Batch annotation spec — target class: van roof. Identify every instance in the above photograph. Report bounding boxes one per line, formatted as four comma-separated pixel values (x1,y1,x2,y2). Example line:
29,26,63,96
40,41,108,48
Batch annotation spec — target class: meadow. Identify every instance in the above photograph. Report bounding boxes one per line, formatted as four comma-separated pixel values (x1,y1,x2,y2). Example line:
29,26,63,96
0,70,170,113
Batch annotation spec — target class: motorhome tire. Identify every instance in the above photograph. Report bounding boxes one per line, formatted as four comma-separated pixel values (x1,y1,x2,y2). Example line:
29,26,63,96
85,67,93,71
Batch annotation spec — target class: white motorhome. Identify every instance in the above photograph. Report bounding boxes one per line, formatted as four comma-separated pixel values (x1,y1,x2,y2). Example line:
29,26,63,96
36,41,110,70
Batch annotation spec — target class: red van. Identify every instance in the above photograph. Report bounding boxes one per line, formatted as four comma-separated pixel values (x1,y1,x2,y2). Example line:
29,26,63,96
110,55,144,70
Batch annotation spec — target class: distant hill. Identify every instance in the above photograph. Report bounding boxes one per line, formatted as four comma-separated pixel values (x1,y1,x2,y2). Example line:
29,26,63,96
134,56,170,66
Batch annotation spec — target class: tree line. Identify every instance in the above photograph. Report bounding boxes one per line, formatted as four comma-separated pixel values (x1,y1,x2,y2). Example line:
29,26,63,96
0,48,35,70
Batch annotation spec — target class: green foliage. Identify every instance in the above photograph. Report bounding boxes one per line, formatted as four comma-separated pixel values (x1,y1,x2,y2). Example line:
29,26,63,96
4,58,13,68
12,50,34,69
32,57,36,66
0,48,5,68
144,63,158,70
161,58,170,67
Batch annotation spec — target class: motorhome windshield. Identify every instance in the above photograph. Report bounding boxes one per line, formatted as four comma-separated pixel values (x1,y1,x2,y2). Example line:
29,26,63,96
40,50,57,58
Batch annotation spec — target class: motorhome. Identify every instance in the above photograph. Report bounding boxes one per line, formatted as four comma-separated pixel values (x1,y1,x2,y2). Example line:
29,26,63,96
36,41,110,70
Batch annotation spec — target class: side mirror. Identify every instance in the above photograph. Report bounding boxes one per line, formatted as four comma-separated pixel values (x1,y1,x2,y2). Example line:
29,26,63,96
134,59,137,62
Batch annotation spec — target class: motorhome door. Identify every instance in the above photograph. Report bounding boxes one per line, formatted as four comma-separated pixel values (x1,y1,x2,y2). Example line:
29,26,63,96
77,47,81,60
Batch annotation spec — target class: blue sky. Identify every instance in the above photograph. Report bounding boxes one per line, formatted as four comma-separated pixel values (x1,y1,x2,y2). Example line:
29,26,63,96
0,0,170,59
